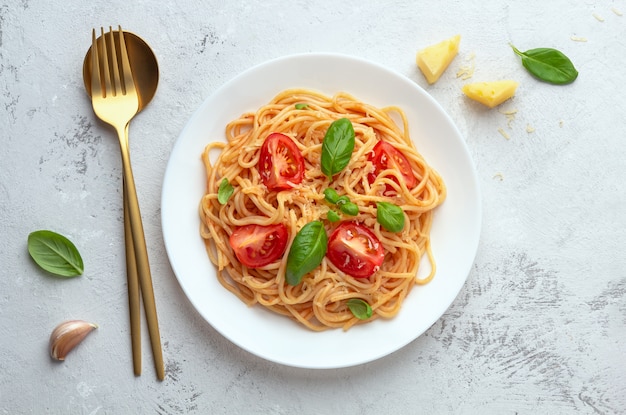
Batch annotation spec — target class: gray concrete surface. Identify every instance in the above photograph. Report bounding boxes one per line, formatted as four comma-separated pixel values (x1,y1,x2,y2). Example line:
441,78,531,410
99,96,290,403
1,1,625,413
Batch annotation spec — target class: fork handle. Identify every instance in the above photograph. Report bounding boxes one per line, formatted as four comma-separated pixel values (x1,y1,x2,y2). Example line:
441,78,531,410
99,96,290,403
123,177,142,376
117,124,165,381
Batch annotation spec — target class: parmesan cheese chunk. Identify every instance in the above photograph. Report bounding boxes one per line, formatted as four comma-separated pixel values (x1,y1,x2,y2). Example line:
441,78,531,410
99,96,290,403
462,80,519,108
416,35,461,84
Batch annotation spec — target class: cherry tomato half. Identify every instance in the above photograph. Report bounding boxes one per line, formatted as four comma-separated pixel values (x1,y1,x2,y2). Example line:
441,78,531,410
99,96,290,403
327,222,385,279
367,141,418,193
259,133,305,191
229,224,288,268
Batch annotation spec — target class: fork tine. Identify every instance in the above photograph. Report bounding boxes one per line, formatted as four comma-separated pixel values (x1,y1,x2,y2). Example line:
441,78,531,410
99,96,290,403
108,26,122,97
117,25,136,96
91,29,101,98
100,27,112,98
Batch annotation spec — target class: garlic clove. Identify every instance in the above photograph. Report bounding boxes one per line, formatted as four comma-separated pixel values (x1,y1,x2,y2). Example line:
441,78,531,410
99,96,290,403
49,320,98,361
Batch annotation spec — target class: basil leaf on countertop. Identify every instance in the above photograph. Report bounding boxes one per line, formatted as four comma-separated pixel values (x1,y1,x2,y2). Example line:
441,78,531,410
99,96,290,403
511,45,578,85
217,178,234,204
376,202,405,232
347,298,372,320
285,221,328,286
27,230,84,277
321,118,355,180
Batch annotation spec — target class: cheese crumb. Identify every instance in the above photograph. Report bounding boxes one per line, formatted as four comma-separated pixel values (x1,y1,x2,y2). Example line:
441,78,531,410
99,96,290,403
559,120,565,128
526,124,536,133
593,13,605,22
499,108,518,128
493,173,504,181
497,128,511,140
612,7,623,16
456,52,476,80
570,35,588,42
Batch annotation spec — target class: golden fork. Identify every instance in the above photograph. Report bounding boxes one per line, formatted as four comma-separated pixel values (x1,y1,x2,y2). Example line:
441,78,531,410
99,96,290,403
90,26,165,380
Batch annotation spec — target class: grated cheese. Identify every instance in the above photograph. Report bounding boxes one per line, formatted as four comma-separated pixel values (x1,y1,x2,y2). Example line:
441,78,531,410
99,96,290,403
493,173,504,181
593,13,605,22
570,35,588,42
497,128,511,140
499,108,518,128
526,124,536,134
456,52,476,80
559,120,564,128
612,7,623,16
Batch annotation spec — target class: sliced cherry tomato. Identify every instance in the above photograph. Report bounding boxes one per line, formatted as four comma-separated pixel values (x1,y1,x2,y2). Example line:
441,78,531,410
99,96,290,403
367,141,418,193
259,133,305,191
229,224,288,268
327,222,385,279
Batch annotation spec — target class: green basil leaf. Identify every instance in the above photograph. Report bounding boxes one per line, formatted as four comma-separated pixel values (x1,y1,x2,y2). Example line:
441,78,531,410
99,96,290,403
376,202,405,233
295,103,309,110
217,178,234,204
326,210,341,222
347,298,372,320
339,201,359,216
285,221,328,285
321,118,355,180
27,230,84,277
335,195,350,206
323,188,340,204
511,45,578,85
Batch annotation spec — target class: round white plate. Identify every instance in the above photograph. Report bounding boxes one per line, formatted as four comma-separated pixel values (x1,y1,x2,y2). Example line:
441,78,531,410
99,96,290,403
161,53,481,369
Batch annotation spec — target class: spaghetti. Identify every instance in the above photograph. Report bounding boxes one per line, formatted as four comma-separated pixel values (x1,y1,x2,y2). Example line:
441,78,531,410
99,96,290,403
200,89,446,331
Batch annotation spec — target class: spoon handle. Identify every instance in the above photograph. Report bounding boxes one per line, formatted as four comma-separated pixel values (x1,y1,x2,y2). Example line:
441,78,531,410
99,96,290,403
118,124,165,381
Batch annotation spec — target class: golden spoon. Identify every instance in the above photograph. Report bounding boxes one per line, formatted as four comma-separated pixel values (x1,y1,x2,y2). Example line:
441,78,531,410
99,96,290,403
83,31,159,111
82,30,161,379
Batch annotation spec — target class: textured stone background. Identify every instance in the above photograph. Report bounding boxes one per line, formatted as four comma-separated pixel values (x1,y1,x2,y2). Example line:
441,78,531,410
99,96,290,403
1,1,625,414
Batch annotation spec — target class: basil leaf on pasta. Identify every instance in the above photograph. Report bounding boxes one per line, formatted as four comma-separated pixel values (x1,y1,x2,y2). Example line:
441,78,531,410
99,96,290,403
335,195,350,206
286,221,328,286
217,178,234,204
27,230,84,277
347,299,372,320
339,201,359,216
323,188,340,204
376,202,405,232
321,118,355,180
327,210,341,222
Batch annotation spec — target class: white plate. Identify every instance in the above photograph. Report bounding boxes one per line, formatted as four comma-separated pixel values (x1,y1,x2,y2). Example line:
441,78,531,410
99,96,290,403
161,53,481,369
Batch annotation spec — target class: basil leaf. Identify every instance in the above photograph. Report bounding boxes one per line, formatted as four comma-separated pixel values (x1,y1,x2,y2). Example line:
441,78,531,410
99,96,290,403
511,45,578,85
295,103,309,110
335,195,350,206
327,210,341,223
27,230,84,277
217,178,234,204
376,202,405,232
323,188,340,204
339,201,359,216
347,298,372,320
285,221,328,285
321,118,355,180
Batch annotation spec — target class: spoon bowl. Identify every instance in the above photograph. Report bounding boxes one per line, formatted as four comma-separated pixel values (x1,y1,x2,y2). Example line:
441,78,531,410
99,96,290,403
83,30,159,111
